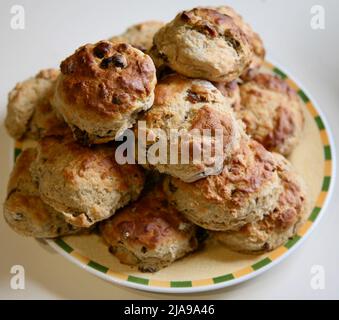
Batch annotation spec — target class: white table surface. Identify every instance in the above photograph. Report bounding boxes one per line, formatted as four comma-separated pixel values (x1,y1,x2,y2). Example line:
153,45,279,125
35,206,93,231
0,0,338,299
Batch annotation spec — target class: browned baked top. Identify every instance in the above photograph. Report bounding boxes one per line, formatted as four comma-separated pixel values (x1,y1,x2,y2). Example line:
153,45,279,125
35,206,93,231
247,73,295,96
59,41,156,117
171,139,277,208
239,73,304,155
154,74,221,105
38,135,144,192
239,154,306,235
100,187,192,250
179,7,248,43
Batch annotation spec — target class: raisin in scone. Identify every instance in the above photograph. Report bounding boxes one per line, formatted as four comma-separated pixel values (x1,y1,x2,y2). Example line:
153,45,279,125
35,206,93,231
150,7,253,82
31,135,145,227
4,148,80,238
51,41,156,144
215,5,265,77
100,185,201,272
164,139,282,231
137,74,245,182
215,153,308,253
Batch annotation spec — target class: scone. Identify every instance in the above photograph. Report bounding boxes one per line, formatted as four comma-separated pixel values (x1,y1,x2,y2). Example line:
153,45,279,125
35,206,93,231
51,41,157,144
137,74,245,182
100,185,201,272
213,80,241,110
215,5,265,77
109,21,165,52
150,7,253,82
31,135,145,228
215,153,308,253
5,69,66,140
238,73,304,156
3,148,80,238
163,139,282,231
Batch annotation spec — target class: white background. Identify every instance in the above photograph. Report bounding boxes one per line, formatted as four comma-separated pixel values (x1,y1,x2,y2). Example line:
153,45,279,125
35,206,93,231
0,0,338,299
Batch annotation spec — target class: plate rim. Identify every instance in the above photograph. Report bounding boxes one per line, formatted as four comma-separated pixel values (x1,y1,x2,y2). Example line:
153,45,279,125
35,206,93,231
38,59,336,294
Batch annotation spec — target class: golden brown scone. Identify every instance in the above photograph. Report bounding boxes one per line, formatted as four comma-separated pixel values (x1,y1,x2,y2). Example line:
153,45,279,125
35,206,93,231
215,5,265,77
109,21,165,52
238,73,304,156
51,41,157,144
213,80,241,110
215,153,308,253
5,69,63,140
137,74,245,182
100,185,201,272
3,148,80,238
164,139,282,231
31,135,145,228
150,7,253,82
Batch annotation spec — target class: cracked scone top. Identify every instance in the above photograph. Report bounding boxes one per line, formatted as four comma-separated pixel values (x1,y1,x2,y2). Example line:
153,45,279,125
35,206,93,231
100,184,201,272
215,5,265,77
4,148,80,238
215,153,308,253
238,73,305,156
150,7,253,82
30,135,145,228
164,139,282,231
51,41,157,144
109,21,165,52
138,74,245,182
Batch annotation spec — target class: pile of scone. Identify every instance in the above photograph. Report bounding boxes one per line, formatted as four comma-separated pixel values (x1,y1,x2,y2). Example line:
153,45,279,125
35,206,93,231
3,6,308,272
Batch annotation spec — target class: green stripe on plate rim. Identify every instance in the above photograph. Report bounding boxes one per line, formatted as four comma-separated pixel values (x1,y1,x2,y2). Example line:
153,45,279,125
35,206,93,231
170,281,192,288
298,89,310,103
284,235,301,249
324,145,332,160
128,275,149,285
322,176,331,192
272,67,287,79
55,238,73,254
309,207,321,222
213,273,234,284
88,260,109,274
314,116,325,130
251,257,272,271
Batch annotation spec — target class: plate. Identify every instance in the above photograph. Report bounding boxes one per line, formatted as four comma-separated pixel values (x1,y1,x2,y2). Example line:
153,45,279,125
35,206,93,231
14,61,336,293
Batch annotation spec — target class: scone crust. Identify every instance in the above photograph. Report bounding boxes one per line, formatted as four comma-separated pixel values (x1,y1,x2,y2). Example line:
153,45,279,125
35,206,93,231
5,69,60,140
164,140,282,231
151,7,253,82
213,80,241,110
31,135,145,227
215,153,308,253
110,21,165,52
4,148,79,238
238,73,304,155
52,41,156,143
215,5,265,74
138,74,245,182
100,186,199,272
